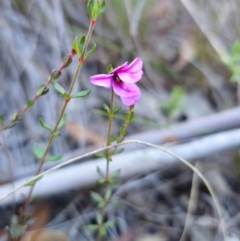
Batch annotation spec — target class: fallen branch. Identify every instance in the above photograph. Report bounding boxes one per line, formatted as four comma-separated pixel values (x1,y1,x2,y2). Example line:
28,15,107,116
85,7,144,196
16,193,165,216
1,128,240,207
3,107,240,183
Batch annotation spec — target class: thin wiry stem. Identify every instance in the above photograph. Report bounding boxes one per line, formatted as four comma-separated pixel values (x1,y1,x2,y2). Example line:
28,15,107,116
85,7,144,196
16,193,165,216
20,19,96,223
97,88,114,241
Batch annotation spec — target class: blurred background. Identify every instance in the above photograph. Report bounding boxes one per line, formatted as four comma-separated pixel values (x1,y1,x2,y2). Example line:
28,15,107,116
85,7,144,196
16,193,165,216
0,0,240,240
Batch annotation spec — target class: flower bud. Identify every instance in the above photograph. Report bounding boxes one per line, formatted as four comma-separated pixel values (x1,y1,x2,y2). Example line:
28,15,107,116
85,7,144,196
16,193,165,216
60,55,72,70
50,69,61,81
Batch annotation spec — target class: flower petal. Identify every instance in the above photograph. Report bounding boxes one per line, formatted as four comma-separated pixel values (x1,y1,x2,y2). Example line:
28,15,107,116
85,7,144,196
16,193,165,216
110,62,128,74
90,74,113,88
113,81,140,97
120,88,141,106
117,70,143,84
122,57,143,73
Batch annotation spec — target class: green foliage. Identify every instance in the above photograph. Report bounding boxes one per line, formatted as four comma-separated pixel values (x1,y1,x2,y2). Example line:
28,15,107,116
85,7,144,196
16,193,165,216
120,125,125,136
109,169,121,178
103,103,110,113
113,105,121,113
52,81,66,96
52,131,61,137
72,36,85,56
96,166,104,177
108,136,117,143
224,40,240,82
91,191,104,203
50,69,61,80
125,111,134,121
39,118,52,131
37,85,49,96
33,143,44,159
84,42,96,59
87,0,106,20
61,55,72,69
112,148,124,155
86,224,98,231
106,64,113,73
94,152,106,158
25,100,35,109
96,212,102,224
46,155,63,162
99,1,106,15
160,86,185,117
104,219,115,228
71,90,91,98
98,226,106,237
105,187,112,200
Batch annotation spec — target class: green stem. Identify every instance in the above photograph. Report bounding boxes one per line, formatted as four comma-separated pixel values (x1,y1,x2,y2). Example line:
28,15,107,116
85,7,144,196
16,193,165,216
20,20,96,224
97,89,114,241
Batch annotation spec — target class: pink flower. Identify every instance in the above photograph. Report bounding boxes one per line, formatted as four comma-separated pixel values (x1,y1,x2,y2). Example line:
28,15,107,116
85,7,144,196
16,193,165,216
90,57,143,106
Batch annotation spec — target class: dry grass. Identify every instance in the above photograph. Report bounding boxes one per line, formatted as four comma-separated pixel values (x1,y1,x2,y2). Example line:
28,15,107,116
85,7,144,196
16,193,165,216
0,0,240,240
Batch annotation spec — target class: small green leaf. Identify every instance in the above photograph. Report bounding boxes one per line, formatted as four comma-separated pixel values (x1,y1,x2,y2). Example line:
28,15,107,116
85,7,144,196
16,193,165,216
103,103,110,113
129,111,134,121
104,219,115,228
125,112,133,122
96,212,102,225
113,105,121,113
110,169,121,178
33,143,44,159
52,131,61,137
96,166,104,177
46,155,63,161
99,226,106,237
39,118,52,131
98,200,105,208
63,93,70,100
87,0,93,18
94,152,105,158
108,178,117,184
79,36,86,52
91,1,99,20
26,100,35,108
97,178,106,184
37,85,49,96
91,192,103,203
84,42,96,59
108,136,116,143
24,176,42,187
52,81,66,96
112,148,124,155
231,40,240,54
106,64,113,74
61,55,72,69
100,0,106,15
58,114,66,129
50,69,62,80
71,89,91,98
106,187,112,200
72,37,80,55
86,224,98,231
120,125,125,136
